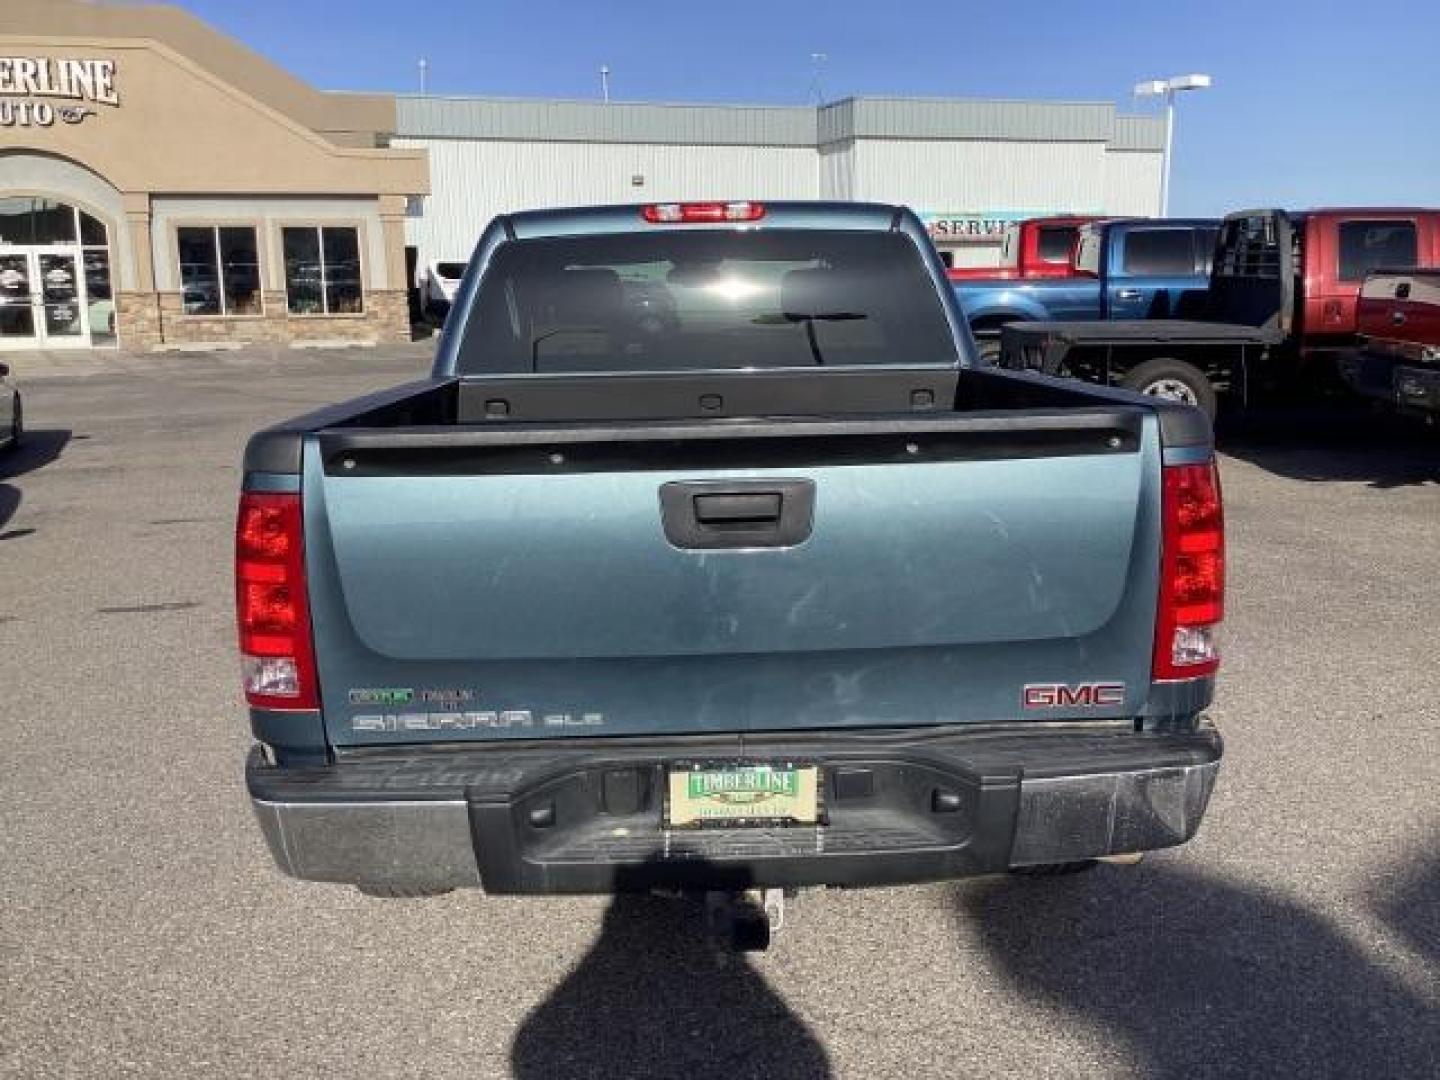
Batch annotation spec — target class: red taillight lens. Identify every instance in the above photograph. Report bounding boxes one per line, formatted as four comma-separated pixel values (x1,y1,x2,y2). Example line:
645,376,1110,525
641,201,765,224
236,491,318,709
1153,461,1225,681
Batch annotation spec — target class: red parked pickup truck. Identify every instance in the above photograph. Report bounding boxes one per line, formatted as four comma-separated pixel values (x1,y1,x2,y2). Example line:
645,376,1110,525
947,216,1101,282
1340,267,1440,417
1294,208,1440,348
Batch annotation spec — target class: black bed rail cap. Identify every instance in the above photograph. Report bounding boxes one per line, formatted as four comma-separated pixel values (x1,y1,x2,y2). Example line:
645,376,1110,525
970,367,1212,450
243,378,451,475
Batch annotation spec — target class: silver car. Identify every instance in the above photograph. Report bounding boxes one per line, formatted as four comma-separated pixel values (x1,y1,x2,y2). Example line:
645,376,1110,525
0,362,21,451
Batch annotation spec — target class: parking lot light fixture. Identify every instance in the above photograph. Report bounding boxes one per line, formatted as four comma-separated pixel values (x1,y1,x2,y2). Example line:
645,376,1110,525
1134,73,1213,216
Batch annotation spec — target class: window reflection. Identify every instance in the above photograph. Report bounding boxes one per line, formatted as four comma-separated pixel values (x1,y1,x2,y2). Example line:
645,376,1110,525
178,227,222,315
0,197,35,245
32,199,77,244
282,227,323,315
322,227,363,314
283,226,364,315
0,199,115,345
220,227,262,315
85,249,116,345
80,210,108,247
0,197,106,246
177,225,263,316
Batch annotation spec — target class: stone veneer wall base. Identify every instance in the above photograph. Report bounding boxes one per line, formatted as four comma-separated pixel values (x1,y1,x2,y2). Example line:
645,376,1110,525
116,289,410,348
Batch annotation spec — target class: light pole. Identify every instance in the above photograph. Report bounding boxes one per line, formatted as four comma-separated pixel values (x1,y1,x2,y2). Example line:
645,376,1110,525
1134,74,1211,216
808,52,828,104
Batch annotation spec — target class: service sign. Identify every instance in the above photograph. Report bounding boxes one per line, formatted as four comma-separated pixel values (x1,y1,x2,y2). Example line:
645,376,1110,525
0,57,119,128
921,210,1038,244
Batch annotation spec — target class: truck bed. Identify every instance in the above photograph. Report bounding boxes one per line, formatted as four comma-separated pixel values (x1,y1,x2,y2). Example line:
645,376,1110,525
245,366,1208,471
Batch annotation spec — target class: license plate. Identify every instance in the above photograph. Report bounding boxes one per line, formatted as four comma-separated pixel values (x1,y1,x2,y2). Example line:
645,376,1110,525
666,762,821,828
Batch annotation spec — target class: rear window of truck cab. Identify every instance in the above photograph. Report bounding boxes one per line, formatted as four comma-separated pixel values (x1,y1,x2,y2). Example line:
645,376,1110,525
1338,220,1418,282
454,229,959,374
1121,229,1198,275
1036,225,1077,263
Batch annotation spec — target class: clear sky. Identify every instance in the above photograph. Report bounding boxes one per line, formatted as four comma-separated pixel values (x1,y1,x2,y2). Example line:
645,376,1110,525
176,0,1440,217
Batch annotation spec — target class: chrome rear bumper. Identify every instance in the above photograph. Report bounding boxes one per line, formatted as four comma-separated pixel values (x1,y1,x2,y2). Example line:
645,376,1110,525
248,724,1221,892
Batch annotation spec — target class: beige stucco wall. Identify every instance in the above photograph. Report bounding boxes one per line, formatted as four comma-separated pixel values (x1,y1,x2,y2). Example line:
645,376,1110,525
0,0,396,146
0,14,425,348
0,37,426,197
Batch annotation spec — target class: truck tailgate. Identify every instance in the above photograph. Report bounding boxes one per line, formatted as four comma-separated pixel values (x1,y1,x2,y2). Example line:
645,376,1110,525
304,411,1162,745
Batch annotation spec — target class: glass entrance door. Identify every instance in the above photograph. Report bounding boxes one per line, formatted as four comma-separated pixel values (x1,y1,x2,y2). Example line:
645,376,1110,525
36,252,86,344
0,199,115,349
0,253,36,344
0,249,92,349
35,250,87,345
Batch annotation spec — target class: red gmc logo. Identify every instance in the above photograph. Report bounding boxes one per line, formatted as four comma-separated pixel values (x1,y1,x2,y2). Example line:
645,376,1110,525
1022,682,1127,709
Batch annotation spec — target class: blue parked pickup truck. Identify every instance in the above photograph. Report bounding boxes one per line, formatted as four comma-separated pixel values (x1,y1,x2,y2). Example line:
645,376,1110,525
957,218,1219,361
239,200,1225,947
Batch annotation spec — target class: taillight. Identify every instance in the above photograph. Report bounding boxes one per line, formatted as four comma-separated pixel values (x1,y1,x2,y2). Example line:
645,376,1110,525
1153,461,1225,681
236,491,318,709
641,201,765,223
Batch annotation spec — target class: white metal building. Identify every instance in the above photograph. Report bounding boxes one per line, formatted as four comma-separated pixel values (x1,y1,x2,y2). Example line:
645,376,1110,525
397,95,1165,270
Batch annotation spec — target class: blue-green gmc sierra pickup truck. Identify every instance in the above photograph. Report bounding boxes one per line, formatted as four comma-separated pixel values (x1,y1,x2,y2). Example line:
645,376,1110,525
239,201,1224,941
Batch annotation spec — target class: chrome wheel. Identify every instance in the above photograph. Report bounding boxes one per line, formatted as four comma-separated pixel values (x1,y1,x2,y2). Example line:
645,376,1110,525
1140,377,1199,406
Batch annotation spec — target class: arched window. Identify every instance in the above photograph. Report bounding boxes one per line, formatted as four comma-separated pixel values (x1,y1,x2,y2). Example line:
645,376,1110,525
0,197,108,247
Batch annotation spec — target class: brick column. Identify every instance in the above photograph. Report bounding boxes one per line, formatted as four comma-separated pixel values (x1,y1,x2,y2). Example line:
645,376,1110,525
377,194,413,343
117,193,161,349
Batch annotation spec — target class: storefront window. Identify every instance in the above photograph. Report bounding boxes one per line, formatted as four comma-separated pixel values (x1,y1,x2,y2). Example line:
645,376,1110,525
0,196,98,246
32,200,77,244
0,199,117,347
0,197,37,245
80,210,108,247
177,226,263,316
85,249,116,346
283,226,364,315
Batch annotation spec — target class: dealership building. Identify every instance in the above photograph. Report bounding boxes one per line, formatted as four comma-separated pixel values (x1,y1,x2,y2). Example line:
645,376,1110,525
398,97,1165,274
2,0,1164,353
0,0,426,353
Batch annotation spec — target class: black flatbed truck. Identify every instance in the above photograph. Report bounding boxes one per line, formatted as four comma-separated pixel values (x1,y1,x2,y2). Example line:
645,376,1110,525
997,209,1314,418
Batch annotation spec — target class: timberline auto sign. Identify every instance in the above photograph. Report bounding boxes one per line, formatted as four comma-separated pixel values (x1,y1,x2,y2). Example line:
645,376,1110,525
0,57,119,128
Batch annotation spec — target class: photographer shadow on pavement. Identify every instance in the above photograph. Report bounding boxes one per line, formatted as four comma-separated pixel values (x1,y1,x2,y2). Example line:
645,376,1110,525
511,871,832,1080
0,427,71,535
958,861,1439,1079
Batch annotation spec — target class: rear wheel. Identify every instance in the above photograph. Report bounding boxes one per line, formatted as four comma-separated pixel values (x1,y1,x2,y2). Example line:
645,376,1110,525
1121,358,1218,420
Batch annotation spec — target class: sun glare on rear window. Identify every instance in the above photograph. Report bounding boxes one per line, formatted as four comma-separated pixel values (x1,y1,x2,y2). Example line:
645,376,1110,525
454,230,958,375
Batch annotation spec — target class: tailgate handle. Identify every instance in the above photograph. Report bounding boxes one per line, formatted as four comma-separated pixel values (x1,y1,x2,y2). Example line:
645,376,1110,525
693,492,782,524
659,480,814,550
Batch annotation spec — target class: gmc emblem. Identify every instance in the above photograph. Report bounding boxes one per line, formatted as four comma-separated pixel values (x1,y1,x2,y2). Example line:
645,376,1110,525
1022,682,1127,709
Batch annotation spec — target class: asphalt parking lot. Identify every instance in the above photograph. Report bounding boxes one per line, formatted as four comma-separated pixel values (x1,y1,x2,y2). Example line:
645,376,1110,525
2,347,1437,1079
